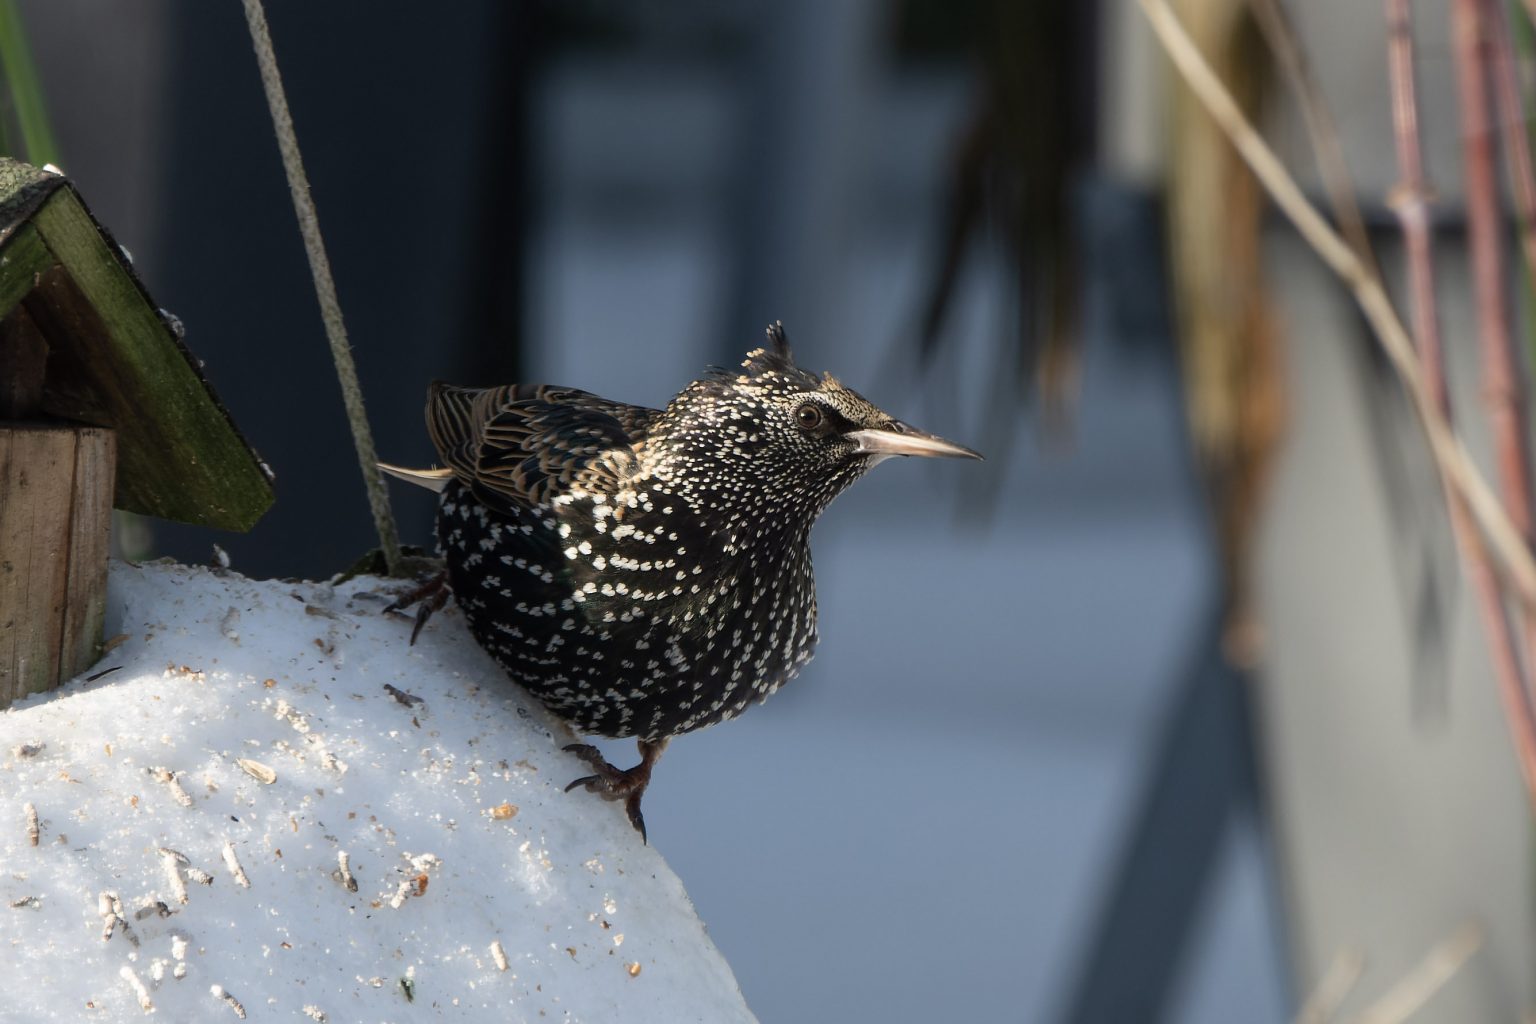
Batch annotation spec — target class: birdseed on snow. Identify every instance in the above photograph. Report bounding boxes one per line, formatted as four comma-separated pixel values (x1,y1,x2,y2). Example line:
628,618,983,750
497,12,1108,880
236,758,277,785
0,560,755,1021
119,965,153,1011
210,983,247,1018
334,850,358,893
150,766,195,808
222,840,251,888
161,848,190,905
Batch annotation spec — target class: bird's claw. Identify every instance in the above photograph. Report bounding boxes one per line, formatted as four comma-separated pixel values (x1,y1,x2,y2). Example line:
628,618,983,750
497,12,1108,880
384,572,451,645
561,743,608,773
623,794,647,842
560,740,665,844
564,772,603,793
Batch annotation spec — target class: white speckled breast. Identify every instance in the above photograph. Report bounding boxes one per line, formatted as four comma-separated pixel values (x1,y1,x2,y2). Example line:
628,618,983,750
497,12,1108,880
438,477,818,742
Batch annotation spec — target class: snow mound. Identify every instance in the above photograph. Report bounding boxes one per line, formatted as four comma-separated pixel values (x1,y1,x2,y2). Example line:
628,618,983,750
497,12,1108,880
0,561,754,1023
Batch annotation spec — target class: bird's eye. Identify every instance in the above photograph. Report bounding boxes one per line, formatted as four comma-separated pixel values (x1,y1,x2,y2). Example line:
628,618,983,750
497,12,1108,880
794,402,824,431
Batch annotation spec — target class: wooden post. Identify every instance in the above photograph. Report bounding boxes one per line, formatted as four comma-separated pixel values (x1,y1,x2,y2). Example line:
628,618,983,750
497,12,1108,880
1,301,115,704
0,422,115,705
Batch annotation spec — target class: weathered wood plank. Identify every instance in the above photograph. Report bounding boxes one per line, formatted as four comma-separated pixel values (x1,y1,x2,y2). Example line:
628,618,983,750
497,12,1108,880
59,426,113,680
0,424,74,705
0,222,56,320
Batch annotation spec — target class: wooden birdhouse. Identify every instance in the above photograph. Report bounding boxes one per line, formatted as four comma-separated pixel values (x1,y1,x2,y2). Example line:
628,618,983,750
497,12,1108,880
0,158,274,708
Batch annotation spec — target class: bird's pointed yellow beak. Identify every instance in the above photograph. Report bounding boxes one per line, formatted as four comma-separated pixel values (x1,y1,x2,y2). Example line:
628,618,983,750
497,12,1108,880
845,423,982,461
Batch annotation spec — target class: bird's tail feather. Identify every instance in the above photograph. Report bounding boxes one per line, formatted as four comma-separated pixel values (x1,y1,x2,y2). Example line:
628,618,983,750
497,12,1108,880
378,462,453,492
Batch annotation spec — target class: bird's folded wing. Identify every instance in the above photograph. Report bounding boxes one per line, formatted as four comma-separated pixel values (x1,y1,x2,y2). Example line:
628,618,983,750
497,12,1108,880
427,382,658,512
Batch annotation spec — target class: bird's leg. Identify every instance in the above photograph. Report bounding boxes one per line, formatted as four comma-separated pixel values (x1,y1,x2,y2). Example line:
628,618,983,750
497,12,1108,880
384,571,451,645
563,738,669,843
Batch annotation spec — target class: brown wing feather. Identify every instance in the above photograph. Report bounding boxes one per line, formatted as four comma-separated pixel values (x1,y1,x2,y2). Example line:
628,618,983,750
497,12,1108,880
426,382,659,511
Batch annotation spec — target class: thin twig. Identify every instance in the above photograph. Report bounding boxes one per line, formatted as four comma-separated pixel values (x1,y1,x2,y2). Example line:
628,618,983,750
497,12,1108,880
1384,0,1448,415
1136,0,1536,800
240,0,402,575
1293,947,1364,1024
1347,921,1483,1024
1260,0,1461,709
1454,0,1535,542
1485,0,1536,299
1247,0,1376,272
1453,0,1536,787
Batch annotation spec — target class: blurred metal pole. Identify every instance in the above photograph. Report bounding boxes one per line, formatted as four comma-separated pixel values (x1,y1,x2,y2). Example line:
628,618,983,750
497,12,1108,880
720,0,881,363
1058,181,1291,1022
1058,607,1281,1022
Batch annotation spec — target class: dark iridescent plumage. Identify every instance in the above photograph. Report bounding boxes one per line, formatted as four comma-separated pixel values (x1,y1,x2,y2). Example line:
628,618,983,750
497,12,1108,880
388,324,979,838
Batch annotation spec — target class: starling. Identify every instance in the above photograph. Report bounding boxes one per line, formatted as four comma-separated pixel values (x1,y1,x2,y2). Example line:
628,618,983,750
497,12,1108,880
383,324,979,840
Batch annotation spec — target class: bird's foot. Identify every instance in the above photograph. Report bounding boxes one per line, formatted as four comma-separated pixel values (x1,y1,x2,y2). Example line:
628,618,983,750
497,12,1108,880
563,739,669,844
384,571,451,645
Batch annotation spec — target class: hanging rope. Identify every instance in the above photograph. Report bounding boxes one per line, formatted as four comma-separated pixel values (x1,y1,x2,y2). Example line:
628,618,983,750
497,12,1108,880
241,0,403,575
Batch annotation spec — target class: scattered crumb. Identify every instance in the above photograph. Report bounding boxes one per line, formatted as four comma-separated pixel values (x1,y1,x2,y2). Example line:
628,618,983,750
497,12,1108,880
236,759,276,785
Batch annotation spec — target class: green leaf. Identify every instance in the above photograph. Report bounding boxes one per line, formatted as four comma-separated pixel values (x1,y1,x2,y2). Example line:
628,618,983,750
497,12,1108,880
0,0,58,166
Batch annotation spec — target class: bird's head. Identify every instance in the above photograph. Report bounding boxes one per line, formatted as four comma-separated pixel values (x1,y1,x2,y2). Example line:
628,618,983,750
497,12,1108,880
652,323,981,521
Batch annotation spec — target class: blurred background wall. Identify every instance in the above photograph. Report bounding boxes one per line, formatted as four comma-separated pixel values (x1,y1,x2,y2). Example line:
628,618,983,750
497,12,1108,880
11,1,1534,1021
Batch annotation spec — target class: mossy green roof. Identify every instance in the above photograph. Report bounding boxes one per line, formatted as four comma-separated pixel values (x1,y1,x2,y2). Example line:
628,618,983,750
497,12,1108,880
0,158,273,531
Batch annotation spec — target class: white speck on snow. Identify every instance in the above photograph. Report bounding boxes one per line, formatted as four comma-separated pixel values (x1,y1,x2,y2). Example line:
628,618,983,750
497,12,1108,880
0,561,755,1023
